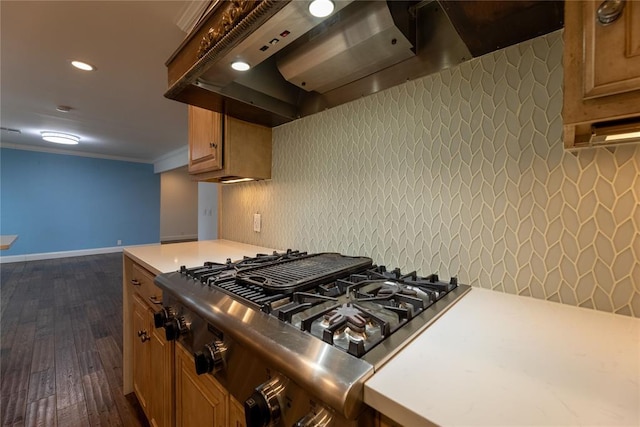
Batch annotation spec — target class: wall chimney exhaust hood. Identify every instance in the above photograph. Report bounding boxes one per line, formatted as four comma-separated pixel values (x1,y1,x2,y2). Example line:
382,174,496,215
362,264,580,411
165,1,564,128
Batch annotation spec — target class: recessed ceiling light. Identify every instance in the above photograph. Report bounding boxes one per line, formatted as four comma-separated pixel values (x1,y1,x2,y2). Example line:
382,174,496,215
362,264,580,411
71,60,95,71
309,0,334,18
56,105,72,113
231,61,250,71
41,131,80,145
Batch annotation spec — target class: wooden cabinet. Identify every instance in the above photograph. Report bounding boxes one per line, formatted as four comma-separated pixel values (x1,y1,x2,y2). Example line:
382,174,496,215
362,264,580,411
563,0,640,149
228,396,246,427
124,256,174,427
132,294,152,414
189,106,223,174
175,342,228,427
188,105,272,182
378,413,403,427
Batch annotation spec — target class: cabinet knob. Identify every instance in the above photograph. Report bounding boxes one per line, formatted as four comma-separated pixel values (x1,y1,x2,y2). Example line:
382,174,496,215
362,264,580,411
597,0,625,25
137,330,150,342
131,279,141,286
209,142,218,149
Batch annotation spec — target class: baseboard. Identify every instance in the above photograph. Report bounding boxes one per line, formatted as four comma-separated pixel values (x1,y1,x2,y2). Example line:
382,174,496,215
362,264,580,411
0,243,156,264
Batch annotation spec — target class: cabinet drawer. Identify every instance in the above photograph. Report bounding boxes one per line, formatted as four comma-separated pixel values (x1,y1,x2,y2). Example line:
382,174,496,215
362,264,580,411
131,263,163,309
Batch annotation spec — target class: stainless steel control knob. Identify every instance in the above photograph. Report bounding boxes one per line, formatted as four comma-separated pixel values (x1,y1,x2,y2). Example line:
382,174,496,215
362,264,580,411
164,316,189,341
194,340,226,375
153,306,175,328
244,376,287,427
294,406,333,427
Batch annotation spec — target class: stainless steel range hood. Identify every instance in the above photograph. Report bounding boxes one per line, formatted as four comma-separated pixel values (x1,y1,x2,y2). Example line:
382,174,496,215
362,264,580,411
165,1,564,128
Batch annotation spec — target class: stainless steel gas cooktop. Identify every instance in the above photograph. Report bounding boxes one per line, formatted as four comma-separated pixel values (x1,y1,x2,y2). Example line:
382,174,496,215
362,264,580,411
154,250,470,426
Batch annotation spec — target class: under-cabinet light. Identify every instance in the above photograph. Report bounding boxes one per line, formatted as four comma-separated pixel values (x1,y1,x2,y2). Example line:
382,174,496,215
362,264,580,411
41,131,80,145
71,60,95,71
602,131,640,142
221,178,254,184
591,121,640,145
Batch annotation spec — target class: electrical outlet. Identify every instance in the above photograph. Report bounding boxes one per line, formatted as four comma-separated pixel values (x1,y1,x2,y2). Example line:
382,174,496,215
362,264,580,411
253,213,261,232
117,240,122,246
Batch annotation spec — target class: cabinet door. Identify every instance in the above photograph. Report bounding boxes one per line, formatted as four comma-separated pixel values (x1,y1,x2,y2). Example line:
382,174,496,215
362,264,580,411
583,0,640,98
229,395,246,427
175,343,228,427
132,294,152,416
148,325,174,427
189,105,223,174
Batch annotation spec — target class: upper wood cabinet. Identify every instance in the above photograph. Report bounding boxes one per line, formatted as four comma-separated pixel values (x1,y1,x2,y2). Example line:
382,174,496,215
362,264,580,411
189,106,223,174
563,0,640,149
188,105,272,182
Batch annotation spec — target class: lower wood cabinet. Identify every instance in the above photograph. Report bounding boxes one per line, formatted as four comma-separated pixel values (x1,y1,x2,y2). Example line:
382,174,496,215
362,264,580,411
175,342,228,427
125,254,247,427
149,325,174,427
132,294,151,413
126,256,174,427
229,395,247,427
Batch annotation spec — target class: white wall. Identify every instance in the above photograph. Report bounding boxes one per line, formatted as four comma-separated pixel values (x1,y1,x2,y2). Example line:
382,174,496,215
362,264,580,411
160,166,198,241
198,182,218,240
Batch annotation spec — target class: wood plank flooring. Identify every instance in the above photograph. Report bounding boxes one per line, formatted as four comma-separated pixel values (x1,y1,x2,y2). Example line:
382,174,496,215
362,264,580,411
1,254,148,427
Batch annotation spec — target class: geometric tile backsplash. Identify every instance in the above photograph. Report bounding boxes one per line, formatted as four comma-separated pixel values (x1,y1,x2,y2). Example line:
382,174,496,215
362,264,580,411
221,30,640,317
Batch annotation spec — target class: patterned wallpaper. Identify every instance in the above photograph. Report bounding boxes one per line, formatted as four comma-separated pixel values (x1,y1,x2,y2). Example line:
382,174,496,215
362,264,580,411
221,30,640,317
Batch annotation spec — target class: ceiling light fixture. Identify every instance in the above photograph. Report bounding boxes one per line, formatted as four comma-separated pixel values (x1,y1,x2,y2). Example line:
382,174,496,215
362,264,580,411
56,105,72,113
231,61,251,71
309,0,334,18
41,131,80,145
71,60,95,71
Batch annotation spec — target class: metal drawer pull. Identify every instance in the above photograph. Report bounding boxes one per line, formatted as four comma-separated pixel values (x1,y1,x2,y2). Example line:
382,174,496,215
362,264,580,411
137,330,150,342
131,279,141,286
597,0,625,25
149,295,162,305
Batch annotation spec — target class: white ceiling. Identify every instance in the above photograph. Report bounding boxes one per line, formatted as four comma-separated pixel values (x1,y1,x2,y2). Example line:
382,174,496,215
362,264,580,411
0,1,193,162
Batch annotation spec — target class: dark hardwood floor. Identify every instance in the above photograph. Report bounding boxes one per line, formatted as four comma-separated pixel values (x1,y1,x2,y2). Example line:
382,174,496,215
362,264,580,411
1,253,148,427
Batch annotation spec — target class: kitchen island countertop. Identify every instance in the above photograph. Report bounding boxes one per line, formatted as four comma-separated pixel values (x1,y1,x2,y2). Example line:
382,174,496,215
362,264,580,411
0,234,18,250
364,287,640,426
124,239,279,275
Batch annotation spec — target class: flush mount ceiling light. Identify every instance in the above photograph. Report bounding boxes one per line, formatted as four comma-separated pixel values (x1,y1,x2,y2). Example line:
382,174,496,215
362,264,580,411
231,61,251,71
41,131,80,145
309,0,334,17
56,105,72,113
71,60,95,71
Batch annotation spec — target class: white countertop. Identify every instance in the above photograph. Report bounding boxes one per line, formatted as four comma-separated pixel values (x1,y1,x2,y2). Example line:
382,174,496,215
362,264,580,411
364,287,640,427
123,239,279,274
0,235,18,250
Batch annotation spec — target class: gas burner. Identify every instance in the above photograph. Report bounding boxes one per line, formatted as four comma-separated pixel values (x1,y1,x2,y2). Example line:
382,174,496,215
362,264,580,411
324,304,367,333
299,302,394,357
